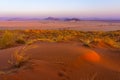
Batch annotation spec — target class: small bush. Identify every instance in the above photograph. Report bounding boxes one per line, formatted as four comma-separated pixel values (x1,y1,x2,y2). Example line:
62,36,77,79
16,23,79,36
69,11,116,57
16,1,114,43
0,31,26,49
8,45,38,68
103,37,119,48
16,39,25,44
8,46,29,68
82,39,91,47
15,34,26,44
0,31,16,48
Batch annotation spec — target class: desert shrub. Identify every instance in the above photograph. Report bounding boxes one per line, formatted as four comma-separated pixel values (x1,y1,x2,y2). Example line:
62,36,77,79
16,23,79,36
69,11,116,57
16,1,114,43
15,34,26,44
90,37,120,48
103,37,119,48
0,31,26,49
16,39,25,44
0,31,16,48
0,30,119,48
8,46,29,68
53,35,64,42
82,39,91,47
8,45,38,68
27,38,54,45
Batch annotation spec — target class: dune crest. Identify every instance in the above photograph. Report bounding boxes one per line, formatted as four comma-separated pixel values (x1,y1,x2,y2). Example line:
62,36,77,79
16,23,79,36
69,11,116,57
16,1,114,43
81,51,100,63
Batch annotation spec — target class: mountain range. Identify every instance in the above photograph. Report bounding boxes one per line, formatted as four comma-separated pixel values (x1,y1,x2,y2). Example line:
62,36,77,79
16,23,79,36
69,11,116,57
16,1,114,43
0,17,120,21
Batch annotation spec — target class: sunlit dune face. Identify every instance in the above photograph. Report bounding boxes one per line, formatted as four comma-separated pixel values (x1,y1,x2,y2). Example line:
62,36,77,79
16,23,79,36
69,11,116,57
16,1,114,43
73,48,101,68
81,51,100,63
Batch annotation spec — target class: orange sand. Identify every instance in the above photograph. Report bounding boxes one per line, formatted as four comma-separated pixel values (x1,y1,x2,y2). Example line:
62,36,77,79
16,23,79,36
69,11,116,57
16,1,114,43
0,42,120,80
0,21,120,31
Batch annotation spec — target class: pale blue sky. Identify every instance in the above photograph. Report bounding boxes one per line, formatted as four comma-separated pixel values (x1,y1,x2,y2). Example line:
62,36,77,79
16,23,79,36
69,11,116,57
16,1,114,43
0,0,120,18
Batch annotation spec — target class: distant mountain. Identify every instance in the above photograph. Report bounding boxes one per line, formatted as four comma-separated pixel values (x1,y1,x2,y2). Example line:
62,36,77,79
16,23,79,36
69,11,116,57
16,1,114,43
0,17,119,21
0,17,11,21
0,17,41,21
7,18,27,21
7,18,42,21
64,18,80,21
44,17,60,21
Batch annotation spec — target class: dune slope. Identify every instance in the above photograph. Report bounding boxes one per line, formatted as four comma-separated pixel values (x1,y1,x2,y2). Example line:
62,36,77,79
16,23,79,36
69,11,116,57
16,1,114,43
0,42,120,80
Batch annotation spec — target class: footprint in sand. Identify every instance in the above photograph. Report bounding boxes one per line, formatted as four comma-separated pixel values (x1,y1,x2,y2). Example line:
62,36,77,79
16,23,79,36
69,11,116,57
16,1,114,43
58,70,70,80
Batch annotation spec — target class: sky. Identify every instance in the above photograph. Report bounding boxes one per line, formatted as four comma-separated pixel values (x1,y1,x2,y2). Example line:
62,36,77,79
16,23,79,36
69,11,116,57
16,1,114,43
0,0,120,19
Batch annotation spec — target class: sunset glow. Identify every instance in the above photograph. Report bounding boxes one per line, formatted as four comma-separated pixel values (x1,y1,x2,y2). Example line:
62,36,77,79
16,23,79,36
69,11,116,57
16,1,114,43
0,0,120,19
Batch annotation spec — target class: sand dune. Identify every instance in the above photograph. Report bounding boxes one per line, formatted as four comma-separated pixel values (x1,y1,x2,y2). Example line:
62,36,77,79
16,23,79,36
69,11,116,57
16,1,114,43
0,42,120,80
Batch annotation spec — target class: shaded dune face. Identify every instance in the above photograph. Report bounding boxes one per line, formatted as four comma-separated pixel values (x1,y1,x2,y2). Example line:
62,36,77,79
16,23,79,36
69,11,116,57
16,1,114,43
73,47,120,72
98,56,120,72
3,60,61,80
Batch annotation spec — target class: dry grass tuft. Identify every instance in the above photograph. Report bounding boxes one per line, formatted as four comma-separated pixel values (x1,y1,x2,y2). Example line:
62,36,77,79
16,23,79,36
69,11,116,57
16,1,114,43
0,30,119,49
8,46,30,68
0,30,26,49
0,31,16,48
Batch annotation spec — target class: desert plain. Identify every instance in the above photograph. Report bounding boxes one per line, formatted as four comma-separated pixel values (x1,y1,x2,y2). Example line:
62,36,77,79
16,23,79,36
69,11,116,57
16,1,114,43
0,21,119,80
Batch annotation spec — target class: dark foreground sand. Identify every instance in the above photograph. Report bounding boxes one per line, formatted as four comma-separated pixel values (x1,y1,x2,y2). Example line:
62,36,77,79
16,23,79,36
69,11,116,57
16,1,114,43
0,42,120,80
